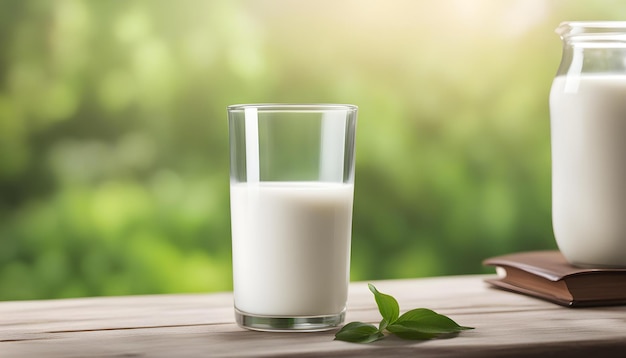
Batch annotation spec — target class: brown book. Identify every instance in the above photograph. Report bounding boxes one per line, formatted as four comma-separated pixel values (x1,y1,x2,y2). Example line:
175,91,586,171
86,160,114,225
483,251,626,307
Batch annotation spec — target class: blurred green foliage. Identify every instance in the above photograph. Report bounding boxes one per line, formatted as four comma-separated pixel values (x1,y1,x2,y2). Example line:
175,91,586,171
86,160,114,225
1,0,624,300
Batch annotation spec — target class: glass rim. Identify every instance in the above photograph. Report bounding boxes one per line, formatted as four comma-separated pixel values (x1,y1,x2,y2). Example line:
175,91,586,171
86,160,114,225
227,103,358,112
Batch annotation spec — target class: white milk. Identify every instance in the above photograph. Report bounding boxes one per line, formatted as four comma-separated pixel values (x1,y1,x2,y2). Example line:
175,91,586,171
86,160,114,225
550,75,626,266
230,181,353,316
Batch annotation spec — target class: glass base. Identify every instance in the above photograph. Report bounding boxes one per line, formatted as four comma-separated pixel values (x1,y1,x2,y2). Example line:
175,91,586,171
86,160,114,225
235,308,345,332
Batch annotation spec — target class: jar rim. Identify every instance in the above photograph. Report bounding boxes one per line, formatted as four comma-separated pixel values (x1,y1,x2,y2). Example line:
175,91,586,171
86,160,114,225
557,21,626,38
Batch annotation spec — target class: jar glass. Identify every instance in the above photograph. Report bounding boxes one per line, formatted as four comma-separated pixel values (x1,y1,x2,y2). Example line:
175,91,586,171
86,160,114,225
550,22,626,267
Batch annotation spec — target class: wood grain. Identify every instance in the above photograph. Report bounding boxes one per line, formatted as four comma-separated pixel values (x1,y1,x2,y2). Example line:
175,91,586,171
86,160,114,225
2,275,626,357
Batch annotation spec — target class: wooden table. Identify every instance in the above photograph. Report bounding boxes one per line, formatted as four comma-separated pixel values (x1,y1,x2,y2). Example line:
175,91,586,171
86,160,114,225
2,275,626,357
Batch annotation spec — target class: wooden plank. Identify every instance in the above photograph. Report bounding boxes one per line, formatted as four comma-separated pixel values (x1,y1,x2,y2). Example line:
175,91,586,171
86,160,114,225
0,292,234,343
1,275,626,357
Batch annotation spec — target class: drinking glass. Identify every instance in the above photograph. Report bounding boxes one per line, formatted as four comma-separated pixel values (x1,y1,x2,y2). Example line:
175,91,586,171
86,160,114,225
228,104,358,331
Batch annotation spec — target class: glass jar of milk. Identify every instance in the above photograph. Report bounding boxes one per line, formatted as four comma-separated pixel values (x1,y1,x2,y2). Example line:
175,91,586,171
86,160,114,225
550,22,626,267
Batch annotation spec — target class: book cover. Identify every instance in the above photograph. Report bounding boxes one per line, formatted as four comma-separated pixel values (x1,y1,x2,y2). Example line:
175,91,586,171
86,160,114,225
483,251,626,307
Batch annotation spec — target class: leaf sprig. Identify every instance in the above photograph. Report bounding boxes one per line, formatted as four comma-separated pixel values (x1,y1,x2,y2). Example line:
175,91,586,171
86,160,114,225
334,283,474,343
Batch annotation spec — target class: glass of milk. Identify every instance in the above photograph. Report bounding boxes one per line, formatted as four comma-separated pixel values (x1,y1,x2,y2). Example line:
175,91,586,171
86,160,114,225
228,104,358,331
550,22,626,267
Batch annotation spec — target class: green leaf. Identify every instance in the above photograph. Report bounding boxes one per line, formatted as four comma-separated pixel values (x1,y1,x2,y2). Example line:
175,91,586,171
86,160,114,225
396,308,474,333
334,322,384,343
385,323,439,340
368,283,399,326
387,308,475,340
335,285,475,344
